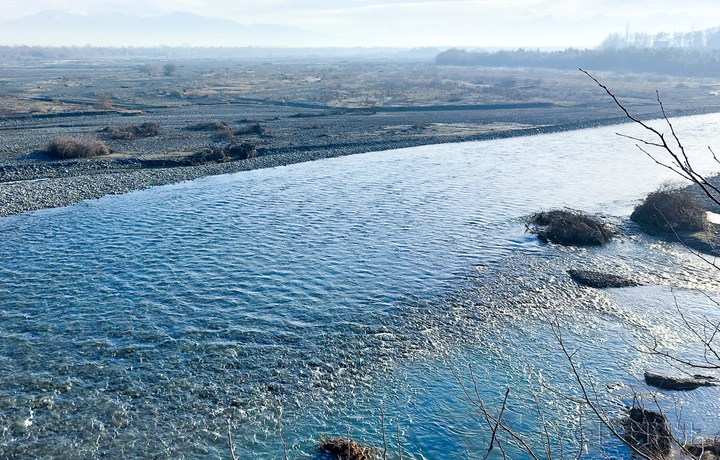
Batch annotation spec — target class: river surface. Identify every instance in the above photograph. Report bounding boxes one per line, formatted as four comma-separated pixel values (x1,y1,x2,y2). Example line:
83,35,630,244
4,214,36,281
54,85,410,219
1,115,720,459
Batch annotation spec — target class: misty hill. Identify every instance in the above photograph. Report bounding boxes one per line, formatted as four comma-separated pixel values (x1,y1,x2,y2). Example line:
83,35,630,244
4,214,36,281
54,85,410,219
435,47,720,78
0,11,334,47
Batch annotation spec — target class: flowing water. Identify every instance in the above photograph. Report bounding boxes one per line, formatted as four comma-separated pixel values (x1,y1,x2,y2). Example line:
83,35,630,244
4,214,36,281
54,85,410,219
2,115,720,459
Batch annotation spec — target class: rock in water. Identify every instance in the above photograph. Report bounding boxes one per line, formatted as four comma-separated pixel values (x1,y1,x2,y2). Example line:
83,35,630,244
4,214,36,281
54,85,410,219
622,406,671,457
644,372,717,391
568,269,640,288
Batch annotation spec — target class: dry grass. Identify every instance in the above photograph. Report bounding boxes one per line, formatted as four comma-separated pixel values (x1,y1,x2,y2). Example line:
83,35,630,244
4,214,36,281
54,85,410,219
224,143,257,160
318,436,371,460
43,138,110,159
95,94,114,110
631,188,708,234
528,209,615,246
186,120,234,140
235,122,267,137
100,122,161,140
187,120,230,131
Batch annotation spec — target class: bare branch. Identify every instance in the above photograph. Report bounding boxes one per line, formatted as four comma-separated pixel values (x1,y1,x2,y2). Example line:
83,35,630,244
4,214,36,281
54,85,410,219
277,409,289,460
582,68,720,210
380,405,388,460
396,419,403,460
226,419,238,460
482,388,510,460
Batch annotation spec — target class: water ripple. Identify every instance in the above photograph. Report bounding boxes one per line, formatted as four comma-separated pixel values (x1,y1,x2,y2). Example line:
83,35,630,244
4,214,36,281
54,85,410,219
2,114,720,458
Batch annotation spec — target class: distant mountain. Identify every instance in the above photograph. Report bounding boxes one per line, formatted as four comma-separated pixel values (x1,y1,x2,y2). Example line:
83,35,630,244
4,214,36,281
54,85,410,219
0,11,337,47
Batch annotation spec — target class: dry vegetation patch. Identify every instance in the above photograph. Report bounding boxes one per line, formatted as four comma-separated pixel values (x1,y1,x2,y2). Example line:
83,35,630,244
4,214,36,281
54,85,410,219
186,120,230,131
186,120,235,140
528,209,615,246
630,188,709,233
318,436,372,460
43,138,110,159
235,122,267,137
99,122,161,140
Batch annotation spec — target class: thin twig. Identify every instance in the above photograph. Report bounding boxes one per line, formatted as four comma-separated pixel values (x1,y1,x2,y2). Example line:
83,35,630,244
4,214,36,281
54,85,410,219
226,419,238,460
582,68,720,210
380,405,388,460
482,388,510,460
446,360,541,459
396,418,402,460
277,409,289,460
542,311,654,459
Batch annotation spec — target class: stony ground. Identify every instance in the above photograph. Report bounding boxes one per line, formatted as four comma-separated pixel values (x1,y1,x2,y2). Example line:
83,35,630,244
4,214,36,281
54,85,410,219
2,57,720,217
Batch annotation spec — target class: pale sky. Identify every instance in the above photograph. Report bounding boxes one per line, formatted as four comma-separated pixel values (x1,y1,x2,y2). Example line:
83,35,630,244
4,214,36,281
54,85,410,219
2,0,720,47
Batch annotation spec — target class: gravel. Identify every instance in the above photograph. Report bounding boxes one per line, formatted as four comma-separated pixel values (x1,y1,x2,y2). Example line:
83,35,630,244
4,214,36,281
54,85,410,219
0,144,393,217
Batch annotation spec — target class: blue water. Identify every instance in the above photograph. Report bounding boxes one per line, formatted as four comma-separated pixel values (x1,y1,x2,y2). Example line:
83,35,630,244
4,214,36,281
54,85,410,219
2,115,720,458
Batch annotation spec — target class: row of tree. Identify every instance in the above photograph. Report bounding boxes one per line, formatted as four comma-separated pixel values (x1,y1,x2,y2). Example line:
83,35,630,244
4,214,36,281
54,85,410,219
600,27,720,50
435,47,720,77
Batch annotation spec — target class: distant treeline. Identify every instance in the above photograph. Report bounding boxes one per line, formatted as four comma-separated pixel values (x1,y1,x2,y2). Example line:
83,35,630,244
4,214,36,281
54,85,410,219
0,45,439,61
435,47,720,77
600,27,720,50
0,45,179,60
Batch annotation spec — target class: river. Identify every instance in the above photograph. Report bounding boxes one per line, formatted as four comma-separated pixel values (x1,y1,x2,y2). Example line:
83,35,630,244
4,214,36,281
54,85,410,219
1,115,720,458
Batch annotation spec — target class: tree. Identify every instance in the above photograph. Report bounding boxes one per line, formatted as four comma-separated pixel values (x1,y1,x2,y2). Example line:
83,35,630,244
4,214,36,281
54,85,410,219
163,62,177,76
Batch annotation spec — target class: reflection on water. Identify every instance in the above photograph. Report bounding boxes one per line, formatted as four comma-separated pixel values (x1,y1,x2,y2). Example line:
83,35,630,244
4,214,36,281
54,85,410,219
1,114,720,458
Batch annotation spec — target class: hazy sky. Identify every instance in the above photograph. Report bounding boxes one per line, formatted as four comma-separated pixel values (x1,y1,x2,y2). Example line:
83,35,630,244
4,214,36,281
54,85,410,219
3,0,720,47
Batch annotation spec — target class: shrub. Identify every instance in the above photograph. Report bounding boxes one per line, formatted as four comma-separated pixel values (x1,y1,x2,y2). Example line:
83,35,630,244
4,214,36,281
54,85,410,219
163,62,177,76
99,122,161,140
224,143,257,160
235,122,267,137
186,121,234,140
95,94,114,110
318,436,371,460
44,138,110,159
527,209,615,246
138,63,156,76
630,188,708,233
187,121,229,131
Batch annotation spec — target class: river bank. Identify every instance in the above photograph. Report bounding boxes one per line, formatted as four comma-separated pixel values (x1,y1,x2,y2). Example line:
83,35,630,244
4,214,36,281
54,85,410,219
4,58,720,217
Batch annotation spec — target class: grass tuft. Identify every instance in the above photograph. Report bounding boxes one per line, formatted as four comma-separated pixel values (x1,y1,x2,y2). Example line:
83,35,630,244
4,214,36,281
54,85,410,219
100,122,161,140
235,122,267,137
630,188,708,234
187,120,230,132
43,138,110,159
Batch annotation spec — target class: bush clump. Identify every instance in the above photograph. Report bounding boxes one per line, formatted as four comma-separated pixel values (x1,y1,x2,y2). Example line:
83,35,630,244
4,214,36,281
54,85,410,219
43,138,110,159
187,120,234,140
318,436,371,460
223,143,258,160
138,143,257,168
527,209,615,246
235,122,267,137
630,188,708,233
186,120,230,132
100,122,161,140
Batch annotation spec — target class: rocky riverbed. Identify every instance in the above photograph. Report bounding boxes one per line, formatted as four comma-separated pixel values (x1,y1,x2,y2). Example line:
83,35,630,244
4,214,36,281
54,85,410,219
4,57,720,217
